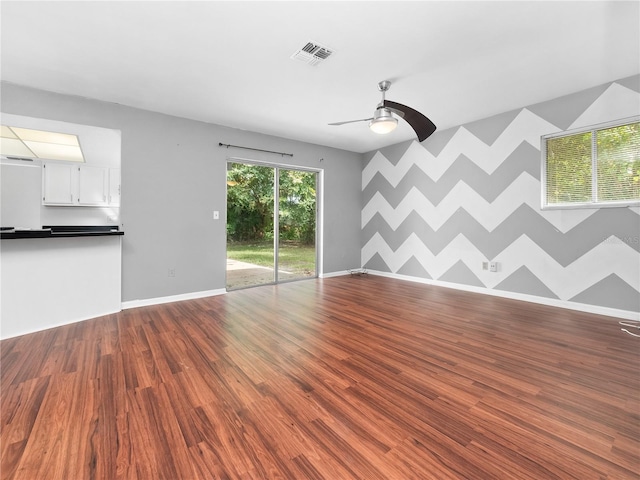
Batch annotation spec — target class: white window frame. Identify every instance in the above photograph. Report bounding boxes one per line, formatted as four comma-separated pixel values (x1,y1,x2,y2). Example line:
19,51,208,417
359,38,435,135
541,116,640,210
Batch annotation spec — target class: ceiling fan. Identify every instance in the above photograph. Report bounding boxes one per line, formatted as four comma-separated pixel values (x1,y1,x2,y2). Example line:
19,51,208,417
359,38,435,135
329,80,437,142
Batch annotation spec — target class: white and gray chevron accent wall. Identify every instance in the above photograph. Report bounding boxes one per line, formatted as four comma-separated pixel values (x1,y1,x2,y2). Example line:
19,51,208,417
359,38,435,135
361,75,640,318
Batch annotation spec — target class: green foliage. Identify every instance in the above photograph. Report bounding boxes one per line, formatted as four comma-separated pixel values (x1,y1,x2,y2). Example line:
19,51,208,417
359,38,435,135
226,163,316,244
596,122,640,201
546,121,640,205
226,163,275,241
278,169,316,245
546,132,592,203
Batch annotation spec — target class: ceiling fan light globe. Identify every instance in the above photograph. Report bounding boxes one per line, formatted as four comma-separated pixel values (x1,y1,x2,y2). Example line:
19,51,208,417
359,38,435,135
369,118,398,135
369,108,398,134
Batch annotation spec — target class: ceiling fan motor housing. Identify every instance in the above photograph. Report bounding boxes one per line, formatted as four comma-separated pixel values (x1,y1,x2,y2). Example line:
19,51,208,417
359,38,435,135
373,106,394,121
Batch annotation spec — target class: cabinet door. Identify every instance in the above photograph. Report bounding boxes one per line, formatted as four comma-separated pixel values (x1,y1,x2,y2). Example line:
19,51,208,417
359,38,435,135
108,168,121,206
78,166,108,205
43,163,75,205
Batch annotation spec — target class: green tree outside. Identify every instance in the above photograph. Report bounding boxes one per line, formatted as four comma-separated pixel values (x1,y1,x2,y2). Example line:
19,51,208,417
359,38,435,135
546,121,639,205
226,163,316,245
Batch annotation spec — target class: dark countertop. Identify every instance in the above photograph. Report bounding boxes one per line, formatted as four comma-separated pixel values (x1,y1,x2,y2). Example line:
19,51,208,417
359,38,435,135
1,225,124,240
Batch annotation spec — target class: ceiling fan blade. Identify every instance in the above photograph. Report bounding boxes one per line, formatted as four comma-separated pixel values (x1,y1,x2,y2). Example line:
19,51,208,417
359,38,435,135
328,118,373,126
383,100,437,141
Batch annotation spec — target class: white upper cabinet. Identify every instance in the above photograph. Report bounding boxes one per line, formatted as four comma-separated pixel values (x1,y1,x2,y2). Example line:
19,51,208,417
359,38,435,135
42,162,76,205
78,165,108,206
42,162,120,207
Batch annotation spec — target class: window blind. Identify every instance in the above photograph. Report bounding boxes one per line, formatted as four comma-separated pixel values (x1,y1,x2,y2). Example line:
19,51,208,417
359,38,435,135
543,119,640,208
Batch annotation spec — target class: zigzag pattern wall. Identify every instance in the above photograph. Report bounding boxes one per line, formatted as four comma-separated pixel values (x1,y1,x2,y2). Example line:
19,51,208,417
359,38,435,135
361,76,640,314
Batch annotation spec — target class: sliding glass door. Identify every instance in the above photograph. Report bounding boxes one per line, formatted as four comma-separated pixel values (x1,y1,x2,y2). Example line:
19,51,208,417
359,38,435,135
277,168,317,283
226,161,317,290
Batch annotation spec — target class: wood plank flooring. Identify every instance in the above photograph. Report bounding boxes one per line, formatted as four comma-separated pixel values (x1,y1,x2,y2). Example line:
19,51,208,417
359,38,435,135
1,275,638,479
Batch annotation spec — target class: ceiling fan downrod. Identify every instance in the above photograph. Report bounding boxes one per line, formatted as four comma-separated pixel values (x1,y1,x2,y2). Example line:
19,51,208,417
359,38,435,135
377,80,392,105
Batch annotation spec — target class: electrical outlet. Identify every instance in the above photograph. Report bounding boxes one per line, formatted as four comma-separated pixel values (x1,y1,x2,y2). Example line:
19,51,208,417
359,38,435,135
168,267,176,277
489,262,498,272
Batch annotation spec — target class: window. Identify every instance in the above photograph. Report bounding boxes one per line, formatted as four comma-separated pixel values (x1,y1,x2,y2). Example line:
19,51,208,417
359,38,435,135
542,118,640,208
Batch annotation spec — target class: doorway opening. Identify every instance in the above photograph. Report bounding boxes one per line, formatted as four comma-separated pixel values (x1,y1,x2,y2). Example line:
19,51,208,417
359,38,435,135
226,161,318,290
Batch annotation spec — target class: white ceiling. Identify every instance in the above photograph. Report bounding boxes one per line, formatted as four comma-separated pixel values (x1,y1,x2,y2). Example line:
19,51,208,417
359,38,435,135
1,1,638,153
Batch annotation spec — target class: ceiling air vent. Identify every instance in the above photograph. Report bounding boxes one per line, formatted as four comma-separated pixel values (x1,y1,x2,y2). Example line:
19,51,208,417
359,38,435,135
290,41,334,66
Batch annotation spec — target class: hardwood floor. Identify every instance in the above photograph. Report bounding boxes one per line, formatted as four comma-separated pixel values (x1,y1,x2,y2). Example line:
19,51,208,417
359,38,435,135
1,275,638,479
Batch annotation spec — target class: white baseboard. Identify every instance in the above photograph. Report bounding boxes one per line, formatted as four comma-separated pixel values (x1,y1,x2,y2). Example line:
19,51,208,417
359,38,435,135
122,288,227,310
0,308,122,340
319,270,352,279
366,270,640,321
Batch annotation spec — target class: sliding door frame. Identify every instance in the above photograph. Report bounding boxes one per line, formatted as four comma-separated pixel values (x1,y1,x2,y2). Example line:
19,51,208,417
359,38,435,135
225,156,323,287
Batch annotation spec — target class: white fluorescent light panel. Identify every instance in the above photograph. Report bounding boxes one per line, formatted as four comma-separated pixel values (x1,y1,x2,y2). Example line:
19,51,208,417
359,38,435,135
0,125,85,162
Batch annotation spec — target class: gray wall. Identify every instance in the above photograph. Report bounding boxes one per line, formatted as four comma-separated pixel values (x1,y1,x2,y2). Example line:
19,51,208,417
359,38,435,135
361,75,640,315
1,82,362,303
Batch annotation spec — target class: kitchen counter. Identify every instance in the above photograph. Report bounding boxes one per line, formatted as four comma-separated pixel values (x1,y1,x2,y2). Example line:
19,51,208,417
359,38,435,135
1,225,124,239
1,228,122,339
